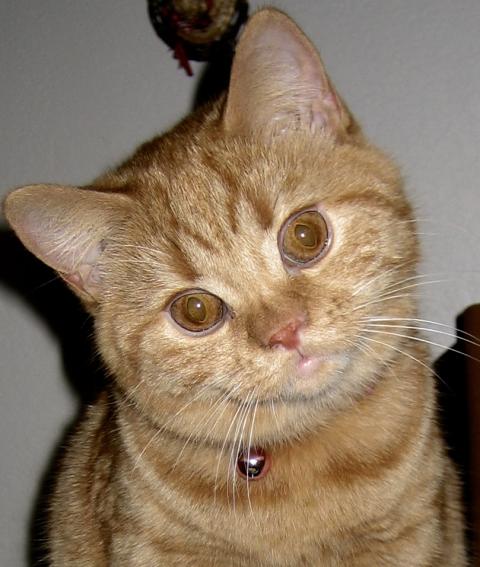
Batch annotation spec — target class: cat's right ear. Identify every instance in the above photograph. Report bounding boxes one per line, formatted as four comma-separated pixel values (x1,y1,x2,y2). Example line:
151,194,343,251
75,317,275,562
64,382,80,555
3,184,130,304
224,8,357,141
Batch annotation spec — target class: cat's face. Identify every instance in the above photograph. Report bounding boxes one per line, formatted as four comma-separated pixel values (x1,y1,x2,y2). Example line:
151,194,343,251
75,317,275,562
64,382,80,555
4,9,418,446
93,127,417,445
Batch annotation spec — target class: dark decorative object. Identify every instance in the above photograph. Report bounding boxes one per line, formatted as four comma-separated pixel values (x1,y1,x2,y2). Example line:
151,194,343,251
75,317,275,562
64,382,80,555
148,0,249,76
237,447,270,480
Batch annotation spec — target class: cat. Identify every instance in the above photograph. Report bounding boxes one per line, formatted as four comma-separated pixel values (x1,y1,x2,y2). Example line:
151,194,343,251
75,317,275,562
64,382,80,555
4,7,467,566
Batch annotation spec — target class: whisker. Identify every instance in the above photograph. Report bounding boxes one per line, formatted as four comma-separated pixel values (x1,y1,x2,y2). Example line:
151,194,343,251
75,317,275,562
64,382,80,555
30,273,65,292
171,384,242,472
132,377,233,471
379,273,449,293
362,316,480,344
246,398,260,522
345,336,377,359
206,385,243,439
351,261,416,297
356,334,447,387
229,392,255,512
400,216,472,236
362,323,480,350
352,294,411,312
214,393,249,507
361,329,480,363
353,277,452,314
373,279,450,302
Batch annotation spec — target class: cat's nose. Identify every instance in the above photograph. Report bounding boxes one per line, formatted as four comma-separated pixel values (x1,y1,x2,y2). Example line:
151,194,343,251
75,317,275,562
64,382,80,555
268,318,304,350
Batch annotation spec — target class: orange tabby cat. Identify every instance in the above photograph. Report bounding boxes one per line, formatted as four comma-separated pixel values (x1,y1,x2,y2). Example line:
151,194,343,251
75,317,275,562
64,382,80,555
4,8,466,566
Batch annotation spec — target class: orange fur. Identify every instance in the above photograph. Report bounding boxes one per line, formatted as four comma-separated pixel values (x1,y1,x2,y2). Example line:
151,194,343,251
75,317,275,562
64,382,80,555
3,8,466,566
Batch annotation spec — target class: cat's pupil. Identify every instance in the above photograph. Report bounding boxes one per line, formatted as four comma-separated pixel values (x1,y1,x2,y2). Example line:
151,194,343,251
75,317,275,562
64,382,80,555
294,223,318,248
186,296,207,323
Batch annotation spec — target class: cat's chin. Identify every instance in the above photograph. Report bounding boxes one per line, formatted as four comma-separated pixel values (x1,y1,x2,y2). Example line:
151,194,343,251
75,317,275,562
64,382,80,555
245,353,382,445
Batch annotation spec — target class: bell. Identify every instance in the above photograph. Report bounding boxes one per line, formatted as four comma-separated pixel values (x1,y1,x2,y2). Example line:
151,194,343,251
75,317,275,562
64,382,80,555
237,447,270,480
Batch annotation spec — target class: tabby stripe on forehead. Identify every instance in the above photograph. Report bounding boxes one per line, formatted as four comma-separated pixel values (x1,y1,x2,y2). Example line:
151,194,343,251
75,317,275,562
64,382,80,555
179,224,217,253
164,199,216,253
166,239,199,281
201,151,274,232
226,190,238,234
226,185,274,232
244,189,274,231
200,151,237,233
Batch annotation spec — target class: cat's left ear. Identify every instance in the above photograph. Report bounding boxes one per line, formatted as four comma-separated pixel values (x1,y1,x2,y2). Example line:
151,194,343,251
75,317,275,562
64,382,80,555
224,8,358,141
4,184,130,305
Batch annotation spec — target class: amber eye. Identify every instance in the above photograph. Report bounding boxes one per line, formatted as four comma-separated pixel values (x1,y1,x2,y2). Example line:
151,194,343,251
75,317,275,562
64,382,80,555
279,208,331,267
169,291,226,334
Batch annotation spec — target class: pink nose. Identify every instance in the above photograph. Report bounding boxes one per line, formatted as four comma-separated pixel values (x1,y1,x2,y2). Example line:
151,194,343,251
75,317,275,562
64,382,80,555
268,319,303,350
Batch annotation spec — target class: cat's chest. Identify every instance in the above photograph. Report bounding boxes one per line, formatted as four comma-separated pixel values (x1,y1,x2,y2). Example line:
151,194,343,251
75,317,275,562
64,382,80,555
118,433,401,560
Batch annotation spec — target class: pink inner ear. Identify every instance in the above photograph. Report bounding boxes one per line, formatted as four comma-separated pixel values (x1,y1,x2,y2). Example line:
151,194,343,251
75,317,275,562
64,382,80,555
4,184,127,302
263,23,342,132
57,238,104,299
224,9,345,138
62,271,86,292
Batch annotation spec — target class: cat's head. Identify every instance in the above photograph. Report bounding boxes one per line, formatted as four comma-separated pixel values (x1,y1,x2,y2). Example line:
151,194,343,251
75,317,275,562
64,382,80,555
4,9,418,445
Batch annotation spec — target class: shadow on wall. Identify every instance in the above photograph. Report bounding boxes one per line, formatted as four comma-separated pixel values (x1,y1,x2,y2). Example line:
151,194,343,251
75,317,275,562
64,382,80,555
0,228,105,566
192,47,233,109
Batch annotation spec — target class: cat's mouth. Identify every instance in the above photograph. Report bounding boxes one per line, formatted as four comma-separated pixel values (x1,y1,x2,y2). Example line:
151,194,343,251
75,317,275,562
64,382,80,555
278,347,352,401
294,348,326,376
213,348,354,409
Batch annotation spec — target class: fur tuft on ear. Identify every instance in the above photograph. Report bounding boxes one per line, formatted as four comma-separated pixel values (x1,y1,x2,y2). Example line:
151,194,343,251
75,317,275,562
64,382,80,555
224,8,356,140
3,184,130,302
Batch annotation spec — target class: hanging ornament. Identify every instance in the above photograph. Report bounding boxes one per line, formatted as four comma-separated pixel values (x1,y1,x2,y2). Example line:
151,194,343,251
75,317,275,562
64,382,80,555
148,0,249,76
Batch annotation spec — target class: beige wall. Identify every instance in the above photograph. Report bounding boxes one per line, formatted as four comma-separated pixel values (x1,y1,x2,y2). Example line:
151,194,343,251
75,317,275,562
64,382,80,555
1,1,479,564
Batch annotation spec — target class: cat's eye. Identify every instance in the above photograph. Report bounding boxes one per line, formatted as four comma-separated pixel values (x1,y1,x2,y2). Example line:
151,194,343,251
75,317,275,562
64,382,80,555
279,208,331,267
168,290,226,335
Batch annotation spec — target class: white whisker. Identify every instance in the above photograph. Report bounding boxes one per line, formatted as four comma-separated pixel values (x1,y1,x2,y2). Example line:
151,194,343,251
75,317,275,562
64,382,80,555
362,323,480,350
373,279,450,302
362,316,480,344
352,294,411,312
361,329,480,363
351,261,415,297
379,273,448,293
171,384,242,472
214,392,249,507
132,377,233,471
355,334,446,386
229,391,255,513
246,398,260,522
